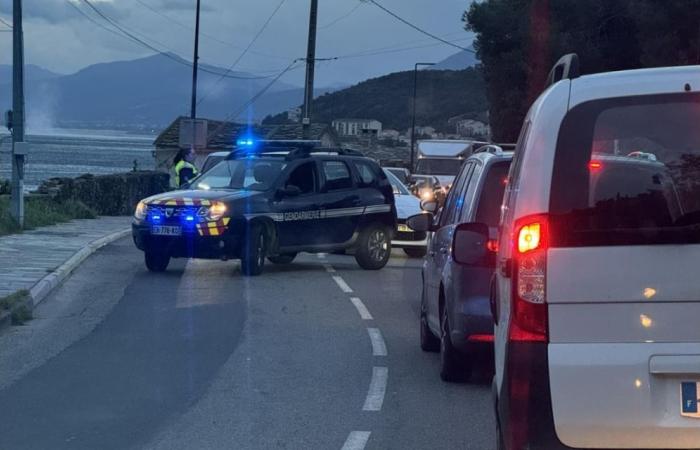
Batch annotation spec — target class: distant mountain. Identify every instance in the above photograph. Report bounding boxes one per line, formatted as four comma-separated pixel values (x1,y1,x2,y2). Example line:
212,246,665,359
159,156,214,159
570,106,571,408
431,49,479,71
0,64,61,82
0,53,311,130
263,68,488,133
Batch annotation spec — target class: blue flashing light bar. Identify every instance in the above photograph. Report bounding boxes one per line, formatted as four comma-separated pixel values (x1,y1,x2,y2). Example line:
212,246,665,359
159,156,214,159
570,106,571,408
185,216,195,222
236,138,256,147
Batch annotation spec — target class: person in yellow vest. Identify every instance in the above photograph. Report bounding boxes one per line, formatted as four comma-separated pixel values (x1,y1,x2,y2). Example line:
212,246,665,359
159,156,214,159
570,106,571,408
173,148,199,188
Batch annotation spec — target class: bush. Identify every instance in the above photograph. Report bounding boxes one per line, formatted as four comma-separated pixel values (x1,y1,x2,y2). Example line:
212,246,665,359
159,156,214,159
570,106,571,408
37,171,170,216
0,196,97,235
0,179,10,195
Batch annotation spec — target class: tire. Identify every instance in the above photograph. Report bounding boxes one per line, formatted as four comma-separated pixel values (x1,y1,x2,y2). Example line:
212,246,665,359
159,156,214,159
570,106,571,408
355,224,392,270
241,224,267,276
440,306,471,382
145,251,170,272
420,287,440,352
404,247,427,258
268,253,297,264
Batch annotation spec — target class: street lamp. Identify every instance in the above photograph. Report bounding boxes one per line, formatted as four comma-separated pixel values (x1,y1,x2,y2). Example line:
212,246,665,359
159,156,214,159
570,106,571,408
410,62,435,173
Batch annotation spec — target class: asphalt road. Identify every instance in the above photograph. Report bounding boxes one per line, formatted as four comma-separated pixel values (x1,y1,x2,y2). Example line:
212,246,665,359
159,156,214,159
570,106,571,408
0,238,495,450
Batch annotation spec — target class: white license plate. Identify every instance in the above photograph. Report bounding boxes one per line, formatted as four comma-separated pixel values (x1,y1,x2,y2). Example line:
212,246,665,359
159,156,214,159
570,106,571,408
681,382,700,418
151,225,182,236
397,224,412,232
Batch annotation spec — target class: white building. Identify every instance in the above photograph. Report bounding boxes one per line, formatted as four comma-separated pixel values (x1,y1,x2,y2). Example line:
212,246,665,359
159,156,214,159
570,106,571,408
332,119,382,137
287,107,302,123
380,129,400,140
455,119,490,138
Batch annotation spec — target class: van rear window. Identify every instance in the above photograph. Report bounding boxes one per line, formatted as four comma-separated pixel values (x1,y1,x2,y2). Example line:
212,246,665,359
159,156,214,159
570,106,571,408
550,93,700,247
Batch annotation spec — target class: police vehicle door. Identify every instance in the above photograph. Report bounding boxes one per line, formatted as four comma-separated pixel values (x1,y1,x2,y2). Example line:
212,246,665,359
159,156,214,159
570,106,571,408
274,160,324,248
319,159,361,244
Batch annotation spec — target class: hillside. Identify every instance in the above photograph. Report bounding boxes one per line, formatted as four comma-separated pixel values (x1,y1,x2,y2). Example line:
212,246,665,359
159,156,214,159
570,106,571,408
263,68,487,133
431,49,479,70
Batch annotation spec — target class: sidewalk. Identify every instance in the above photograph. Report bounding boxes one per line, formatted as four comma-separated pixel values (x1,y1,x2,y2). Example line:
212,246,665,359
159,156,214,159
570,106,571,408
0,217,132,300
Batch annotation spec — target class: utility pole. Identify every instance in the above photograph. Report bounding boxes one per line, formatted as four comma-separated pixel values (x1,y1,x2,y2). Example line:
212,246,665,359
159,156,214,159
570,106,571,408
410,62,435,173
11,0,26,227
190,0,202,119
302,0,318,139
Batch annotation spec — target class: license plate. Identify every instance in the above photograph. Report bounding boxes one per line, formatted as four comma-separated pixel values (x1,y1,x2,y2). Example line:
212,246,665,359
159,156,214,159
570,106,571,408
151,225,182,236
681,382,700,418
397,224,412,232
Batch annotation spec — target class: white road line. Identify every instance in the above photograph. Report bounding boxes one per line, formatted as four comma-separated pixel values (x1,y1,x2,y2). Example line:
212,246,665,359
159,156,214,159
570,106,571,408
332,275,353,293
367,328,387,356
350,297,373,320
317,253,327,259
363,366,388,411
323,263,336,273
341,431,371,450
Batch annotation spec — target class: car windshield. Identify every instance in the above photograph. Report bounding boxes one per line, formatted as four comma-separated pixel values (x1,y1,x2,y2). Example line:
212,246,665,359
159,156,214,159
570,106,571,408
386,168,408,184
194,159,286,191
415,158,462,176
384,169,411,195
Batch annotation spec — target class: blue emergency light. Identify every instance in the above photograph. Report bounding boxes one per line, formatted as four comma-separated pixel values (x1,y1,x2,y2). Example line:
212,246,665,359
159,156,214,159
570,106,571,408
236,137,256,147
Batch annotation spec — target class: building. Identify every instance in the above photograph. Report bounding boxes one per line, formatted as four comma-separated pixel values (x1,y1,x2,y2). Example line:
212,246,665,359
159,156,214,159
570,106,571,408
287,107,301,123
410,126,437,138
332,119,382,137
379,129,400,141
153,116,340,172
447,113,491,139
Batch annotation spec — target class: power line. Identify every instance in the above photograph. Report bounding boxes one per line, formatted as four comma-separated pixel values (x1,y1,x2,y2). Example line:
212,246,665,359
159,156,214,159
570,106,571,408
133,0,287,61
0,17,13,28
76,0,278,80
366,0,474,53
337,37,472,59
197,0,288,106
207,59,303,143
319,2,363,29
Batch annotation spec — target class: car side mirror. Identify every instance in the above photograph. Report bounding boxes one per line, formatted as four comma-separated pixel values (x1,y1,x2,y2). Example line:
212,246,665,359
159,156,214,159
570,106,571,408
406,213,434,232
452,222,492,266
278,185,302,198
421,200,438,213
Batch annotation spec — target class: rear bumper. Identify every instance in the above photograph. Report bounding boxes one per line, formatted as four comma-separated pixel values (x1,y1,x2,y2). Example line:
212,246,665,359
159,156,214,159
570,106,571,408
132,223,242,259
450,297,494,352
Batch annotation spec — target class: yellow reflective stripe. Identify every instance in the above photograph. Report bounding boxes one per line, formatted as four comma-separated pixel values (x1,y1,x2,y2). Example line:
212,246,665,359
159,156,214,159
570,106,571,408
166,200,177,206
222,218,230,226
201,199,211,206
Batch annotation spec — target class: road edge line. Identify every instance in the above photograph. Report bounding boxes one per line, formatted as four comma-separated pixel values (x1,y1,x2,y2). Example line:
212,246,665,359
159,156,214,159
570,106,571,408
29,227,131,308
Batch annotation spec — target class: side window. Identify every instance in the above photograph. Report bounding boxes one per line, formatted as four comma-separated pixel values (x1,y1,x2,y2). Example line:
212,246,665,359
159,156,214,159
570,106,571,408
448,164,477,224
502,121,531,225
323,161,353,191
440,162,473,226
458,162,485,223
285,161,317,195
354,161,378,187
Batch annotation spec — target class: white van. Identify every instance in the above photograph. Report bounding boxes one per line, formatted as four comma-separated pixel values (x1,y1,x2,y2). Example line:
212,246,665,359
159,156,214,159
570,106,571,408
477,55,700,449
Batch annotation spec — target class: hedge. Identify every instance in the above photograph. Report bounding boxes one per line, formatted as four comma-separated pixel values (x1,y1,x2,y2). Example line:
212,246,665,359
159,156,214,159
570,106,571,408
37,171,170,216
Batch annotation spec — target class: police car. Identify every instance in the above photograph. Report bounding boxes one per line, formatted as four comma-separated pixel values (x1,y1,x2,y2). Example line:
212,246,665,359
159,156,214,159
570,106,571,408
132,141,397,276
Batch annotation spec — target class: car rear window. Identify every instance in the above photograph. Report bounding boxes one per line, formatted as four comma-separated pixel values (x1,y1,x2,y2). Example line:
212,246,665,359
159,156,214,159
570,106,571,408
474,161,511,227
550,93,700,247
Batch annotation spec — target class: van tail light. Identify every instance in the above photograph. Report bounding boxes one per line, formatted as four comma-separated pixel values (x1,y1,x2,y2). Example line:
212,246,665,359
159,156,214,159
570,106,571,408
588,160,603,171
510,215,548,343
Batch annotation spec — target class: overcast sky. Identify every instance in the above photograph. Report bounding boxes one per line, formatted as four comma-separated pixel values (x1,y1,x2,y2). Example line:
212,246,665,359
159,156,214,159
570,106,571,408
0,0,474,87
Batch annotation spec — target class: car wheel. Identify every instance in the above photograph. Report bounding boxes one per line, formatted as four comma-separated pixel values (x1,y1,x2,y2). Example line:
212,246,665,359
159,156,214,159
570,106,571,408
145,251,170,272
420,288,440,352
241,225,266,276
268,253,297,264
355,224,391,270
404,247,427,258
440,307,470,382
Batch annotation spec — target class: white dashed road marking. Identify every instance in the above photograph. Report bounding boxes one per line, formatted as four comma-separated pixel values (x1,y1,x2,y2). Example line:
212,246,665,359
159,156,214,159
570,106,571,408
317,253,327,259
350,297,373,320
367,328,387,356
363,366,388,411
323,263,336,273
341,431,371,450
332,275,353,293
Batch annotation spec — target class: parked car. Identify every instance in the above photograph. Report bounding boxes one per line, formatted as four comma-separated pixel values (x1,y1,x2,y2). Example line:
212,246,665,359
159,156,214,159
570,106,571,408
383,167,411,185
484,54,700,449
383,169,427,258
407,146,512,381
133,141,397,276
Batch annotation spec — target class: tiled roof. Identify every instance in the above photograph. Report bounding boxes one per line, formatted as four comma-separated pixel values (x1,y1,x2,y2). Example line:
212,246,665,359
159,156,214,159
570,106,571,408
154,116,338,149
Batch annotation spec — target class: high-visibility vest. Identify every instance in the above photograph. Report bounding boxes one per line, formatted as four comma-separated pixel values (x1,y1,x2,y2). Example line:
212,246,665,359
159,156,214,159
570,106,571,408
174,160,198,187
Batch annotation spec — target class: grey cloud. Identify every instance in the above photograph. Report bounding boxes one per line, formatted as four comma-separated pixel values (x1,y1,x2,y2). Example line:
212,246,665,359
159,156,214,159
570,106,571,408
0,0,127,24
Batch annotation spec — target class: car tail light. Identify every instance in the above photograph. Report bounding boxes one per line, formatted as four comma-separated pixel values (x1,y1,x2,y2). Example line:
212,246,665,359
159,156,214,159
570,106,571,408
588,160,603,171
510,215,548,343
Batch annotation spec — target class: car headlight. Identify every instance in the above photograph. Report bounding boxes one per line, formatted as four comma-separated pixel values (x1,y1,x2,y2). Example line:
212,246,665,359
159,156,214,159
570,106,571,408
207,202,227,221
134,201,148,220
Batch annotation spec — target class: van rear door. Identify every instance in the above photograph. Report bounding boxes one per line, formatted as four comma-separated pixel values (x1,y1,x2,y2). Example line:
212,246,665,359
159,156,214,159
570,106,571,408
546,93,700,448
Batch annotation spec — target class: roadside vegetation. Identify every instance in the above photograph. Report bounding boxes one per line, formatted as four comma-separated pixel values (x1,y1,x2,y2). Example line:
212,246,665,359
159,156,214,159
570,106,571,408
0,290,32,325
0,194,97,236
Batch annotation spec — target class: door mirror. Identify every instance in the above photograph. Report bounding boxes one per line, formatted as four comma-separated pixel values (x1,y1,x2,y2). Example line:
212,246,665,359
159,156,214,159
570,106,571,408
406,213,434,232
452,222,492,266
278,185,302,198
421,200,438,213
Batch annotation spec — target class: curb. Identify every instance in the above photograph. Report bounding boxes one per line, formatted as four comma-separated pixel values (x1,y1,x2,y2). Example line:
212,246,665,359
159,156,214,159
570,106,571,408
29,228,132,308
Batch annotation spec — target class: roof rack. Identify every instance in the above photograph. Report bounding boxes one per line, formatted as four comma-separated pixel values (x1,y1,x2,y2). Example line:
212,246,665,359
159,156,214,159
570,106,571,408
627,151,658,162
473,144,505,155
285,147,365,160
545,53,580,88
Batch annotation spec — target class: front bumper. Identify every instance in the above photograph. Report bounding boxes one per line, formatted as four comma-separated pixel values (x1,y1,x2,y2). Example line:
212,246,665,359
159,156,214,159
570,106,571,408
392,221,428,248
132,220,243,259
